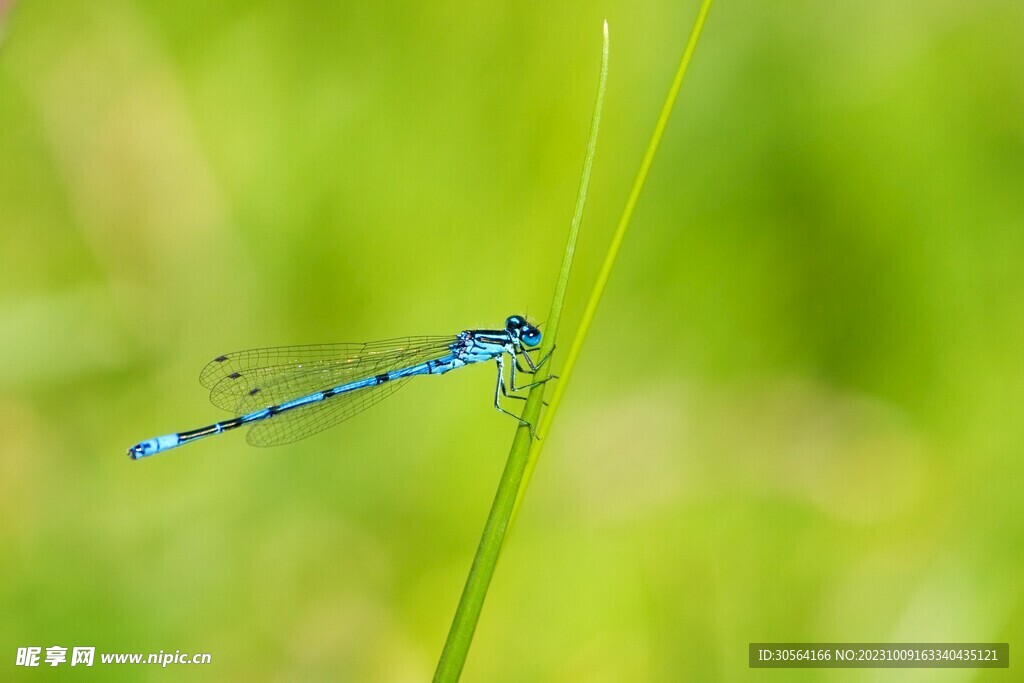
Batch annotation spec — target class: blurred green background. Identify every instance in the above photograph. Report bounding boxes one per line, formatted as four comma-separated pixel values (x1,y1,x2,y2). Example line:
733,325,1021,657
2,0,1022,680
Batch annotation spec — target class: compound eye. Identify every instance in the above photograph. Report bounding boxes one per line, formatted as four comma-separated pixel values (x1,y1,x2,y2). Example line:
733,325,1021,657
505,315,523,330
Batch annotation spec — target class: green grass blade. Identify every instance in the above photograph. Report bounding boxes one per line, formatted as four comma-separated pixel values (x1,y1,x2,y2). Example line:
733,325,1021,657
432,21,609,683
512,0,714,519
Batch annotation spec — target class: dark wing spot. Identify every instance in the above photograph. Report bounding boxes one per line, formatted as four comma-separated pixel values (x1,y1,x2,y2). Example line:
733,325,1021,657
228,372,241,379
213,355,229,362
249,388,261,396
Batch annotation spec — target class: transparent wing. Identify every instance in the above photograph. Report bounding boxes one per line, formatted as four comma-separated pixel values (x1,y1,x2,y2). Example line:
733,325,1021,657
246,377,413,447
199,336,455,415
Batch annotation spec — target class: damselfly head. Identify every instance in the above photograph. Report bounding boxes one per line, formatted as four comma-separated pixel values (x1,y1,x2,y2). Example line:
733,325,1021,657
505,314,541,348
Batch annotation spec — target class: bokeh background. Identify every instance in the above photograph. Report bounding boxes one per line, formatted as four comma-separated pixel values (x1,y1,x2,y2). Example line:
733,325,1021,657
2,0,1022,680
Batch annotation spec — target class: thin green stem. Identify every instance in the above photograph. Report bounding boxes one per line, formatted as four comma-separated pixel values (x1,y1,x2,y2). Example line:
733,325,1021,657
432,22,609,683
513,0,714,518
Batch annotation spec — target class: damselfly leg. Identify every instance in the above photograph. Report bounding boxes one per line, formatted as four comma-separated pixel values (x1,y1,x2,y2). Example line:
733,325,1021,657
492,354,538,437
493,346,558,439
515,344,556,374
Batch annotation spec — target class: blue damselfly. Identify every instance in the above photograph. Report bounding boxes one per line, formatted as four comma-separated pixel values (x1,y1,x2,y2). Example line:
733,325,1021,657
127,315,551,459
